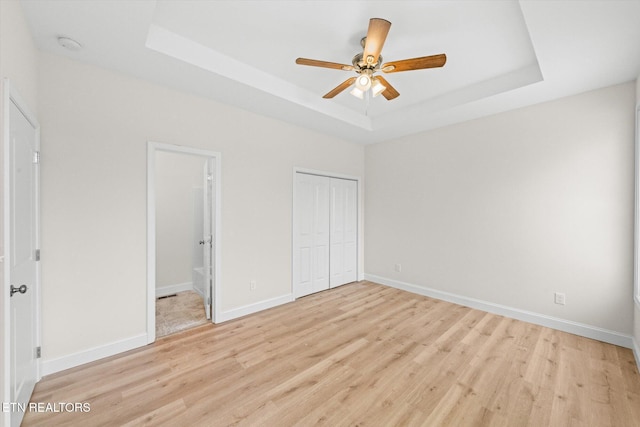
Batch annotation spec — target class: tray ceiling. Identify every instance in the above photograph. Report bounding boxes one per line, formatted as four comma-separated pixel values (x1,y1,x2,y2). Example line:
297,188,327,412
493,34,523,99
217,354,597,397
21,0,640,144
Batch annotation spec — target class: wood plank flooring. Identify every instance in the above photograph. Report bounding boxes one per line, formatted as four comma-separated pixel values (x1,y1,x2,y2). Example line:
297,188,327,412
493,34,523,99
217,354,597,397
23,281,640,426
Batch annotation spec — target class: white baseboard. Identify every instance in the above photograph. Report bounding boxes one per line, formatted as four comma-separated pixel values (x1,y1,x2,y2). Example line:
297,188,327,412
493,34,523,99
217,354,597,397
41,293,293,375
39,281,638,376
156,282,193,298
41,333,148,376
192,286,204,298
365,274,634,349
216,293,294,323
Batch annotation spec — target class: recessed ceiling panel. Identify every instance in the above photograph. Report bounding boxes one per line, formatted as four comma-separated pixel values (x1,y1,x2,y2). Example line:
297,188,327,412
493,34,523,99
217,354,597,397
150,0,542,124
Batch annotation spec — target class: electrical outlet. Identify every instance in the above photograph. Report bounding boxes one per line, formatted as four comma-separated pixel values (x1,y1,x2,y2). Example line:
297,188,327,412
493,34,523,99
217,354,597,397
250,280,256,291
554,292,566,305
394,264,402,273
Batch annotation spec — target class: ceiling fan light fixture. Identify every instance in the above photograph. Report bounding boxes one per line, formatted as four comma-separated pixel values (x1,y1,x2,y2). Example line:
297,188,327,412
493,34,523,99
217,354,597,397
296,18,446,101
371,78,386,97
355,74,372,91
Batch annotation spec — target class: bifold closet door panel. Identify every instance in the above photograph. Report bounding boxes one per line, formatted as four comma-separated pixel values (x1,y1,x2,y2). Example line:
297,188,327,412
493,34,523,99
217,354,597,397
330,178,358,288
294,173,330,298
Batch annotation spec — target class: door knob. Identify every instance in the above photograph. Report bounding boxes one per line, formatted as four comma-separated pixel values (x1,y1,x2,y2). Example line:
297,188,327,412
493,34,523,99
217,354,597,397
10,284,27,297
199,240,205,245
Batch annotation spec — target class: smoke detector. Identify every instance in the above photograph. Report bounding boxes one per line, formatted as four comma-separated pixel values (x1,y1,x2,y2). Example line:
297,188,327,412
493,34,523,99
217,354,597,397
57,36,82,51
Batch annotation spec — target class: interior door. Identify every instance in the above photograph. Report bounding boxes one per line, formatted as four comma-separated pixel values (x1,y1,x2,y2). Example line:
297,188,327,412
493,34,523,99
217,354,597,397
7,92,40,427
202,159,213,320
329,178,357,288
294,173,330,298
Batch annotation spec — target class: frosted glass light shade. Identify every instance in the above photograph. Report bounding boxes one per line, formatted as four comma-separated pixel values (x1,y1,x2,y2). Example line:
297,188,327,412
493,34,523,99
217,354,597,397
371,79,386,97
350,87,364,99
355,74,371,91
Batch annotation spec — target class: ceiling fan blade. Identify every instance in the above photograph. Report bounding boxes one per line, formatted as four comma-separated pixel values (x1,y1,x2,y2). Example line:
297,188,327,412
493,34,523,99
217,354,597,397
323,77,357,99
296,58,354,71
375,76,399,100
381,54,447,73
362,18,391,66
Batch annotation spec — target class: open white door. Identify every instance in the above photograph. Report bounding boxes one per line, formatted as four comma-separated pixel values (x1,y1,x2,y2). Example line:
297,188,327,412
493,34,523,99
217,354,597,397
4,81,40,427
201,159,214,320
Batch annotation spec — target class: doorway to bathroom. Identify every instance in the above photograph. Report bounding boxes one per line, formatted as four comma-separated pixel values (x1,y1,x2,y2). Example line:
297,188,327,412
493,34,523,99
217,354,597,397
147,142,221,342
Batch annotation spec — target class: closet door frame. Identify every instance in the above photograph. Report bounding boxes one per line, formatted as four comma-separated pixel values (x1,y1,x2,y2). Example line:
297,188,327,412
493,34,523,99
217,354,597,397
292,167,362,298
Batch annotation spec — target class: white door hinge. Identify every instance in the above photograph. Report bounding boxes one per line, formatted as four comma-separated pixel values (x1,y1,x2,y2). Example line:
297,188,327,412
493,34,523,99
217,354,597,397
36,347,41,358
33,151,40,164
35,249,40,261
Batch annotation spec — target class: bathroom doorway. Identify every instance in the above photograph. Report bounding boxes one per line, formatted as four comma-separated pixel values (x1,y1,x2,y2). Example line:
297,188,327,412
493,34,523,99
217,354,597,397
147,142,221,342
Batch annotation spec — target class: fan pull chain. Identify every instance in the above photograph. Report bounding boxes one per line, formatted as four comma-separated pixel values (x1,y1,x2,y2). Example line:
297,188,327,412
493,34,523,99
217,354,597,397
364,90,371,116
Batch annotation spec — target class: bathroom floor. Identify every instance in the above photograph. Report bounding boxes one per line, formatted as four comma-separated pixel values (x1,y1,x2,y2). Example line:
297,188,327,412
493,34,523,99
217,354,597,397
156,290,209,337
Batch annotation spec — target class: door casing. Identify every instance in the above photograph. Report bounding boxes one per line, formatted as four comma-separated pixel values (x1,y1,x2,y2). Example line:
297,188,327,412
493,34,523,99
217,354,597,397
147,142,221,343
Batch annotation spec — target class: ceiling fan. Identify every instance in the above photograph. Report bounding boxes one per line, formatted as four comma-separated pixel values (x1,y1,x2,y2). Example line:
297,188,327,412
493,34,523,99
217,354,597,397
296,18,446,101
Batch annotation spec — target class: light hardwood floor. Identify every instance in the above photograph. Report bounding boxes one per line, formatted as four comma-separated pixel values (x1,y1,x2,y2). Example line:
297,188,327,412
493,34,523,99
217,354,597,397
23,281,640,426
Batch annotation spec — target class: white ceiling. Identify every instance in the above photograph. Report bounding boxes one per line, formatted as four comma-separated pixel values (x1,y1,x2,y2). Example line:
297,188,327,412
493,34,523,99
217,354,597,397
20,0,640,144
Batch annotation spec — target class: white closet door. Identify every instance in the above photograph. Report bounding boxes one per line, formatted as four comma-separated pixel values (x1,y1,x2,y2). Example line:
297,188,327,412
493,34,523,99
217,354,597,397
294,173,330,298
330,178,358,288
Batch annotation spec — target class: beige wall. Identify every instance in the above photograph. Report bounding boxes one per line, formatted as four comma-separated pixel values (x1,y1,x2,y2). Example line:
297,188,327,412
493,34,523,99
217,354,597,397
0,1,39,425
0,0,38,110
155,151,205,290
365,82,636,334
37,52,365,361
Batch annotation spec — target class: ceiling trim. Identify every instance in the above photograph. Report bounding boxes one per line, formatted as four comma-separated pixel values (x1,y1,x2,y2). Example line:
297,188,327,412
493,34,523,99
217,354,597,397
146,23,373,131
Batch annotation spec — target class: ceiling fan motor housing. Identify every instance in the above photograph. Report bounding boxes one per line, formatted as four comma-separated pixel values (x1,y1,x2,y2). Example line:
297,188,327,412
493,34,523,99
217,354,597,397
352,52,382,74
